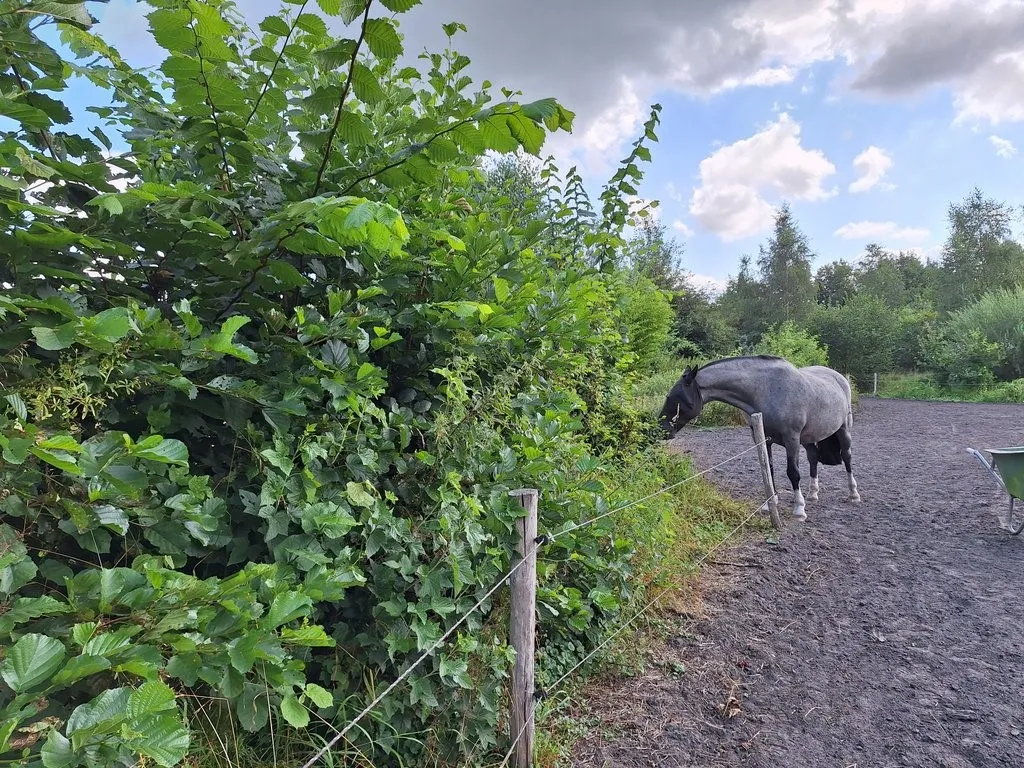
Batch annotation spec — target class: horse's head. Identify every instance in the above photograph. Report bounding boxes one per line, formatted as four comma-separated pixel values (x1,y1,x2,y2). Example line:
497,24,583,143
658,366,703,438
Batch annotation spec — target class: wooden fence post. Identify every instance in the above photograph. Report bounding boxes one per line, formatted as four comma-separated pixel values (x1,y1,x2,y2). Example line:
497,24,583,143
508,488,539,768
873,373,878,395
749,413,782,530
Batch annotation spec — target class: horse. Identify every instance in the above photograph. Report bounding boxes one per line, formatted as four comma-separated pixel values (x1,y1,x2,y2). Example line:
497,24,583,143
658,355,861,520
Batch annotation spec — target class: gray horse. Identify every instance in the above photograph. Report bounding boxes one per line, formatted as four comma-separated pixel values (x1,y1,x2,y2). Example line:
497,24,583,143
658,355,861,520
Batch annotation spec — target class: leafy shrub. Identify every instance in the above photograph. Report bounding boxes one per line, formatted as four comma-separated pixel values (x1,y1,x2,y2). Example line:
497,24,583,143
931,286,1024,382
754,321,829,368
811,294,899,383
619,276,675,373
0,3,670,766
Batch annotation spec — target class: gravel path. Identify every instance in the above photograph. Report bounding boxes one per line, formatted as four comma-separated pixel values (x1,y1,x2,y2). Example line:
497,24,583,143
570,398,1024,768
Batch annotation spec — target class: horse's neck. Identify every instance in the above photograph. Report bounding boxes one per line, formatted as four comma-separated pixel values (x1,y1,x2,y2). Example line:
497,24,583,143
695,362,767,414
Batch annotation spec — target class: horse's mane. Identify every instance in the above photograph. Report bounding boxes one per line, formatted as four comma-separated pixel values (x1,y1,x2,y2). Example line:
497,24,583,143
697,354,787,372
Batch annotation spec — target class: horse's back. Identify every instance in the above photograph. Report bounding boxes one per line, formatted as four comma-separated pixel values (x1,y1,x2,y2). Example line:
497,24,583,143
800,366,851,400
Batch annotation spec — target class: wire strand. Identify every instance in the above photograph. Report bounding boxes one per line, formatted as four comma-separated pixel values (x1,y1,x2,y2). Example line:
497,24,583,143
550,439,766,541
545,496,767,695
496,696,539,768
299,540,541,768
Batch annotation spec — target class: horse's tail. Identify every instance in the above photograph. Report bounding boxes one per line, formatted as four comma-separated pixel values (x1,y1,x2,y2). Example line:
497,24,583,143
815,430,844,465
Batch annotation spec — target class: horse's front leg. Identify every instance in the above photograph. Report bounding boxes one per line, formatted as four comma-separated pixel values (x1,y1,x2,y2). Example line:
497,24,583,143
785,440,806,520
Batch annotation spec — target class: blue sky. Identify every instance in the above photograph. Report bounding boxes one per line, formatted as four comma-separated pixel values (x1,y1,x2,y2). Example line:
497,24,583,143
28,0,1024,292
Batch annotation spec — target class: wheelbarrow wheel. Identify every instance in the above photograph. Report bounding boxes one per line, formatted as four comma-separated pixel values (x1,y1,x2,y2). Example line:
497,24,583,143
1007,497,1024,536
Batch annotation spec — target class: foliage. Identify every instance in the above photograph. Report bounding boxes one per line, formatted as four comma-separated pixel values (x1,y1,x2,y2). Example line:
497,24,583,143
753,204,817,331
926,286,1024,385
718,204,816,340
619,276,674,373
754,321,828,368
815,260,856,307
876,373,1024,404
935,188,1024,313
811,294,899,384
0,2,675,766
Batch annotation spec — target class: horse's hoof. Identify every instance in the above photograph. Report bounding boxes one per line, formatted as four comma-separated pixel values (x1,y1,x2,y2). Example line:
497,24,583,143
792,508,807,520
847,495,862,504
806,493,819,502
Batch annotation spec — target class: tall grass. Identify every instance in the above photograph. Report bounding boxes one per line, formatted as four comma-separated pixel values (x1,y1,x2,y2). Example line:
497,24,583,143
876,372,1024,403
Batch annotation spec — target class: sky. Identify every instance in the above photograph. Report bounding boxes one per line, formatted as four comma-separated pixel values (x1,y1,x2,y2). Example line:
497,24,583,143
35,0,1024,293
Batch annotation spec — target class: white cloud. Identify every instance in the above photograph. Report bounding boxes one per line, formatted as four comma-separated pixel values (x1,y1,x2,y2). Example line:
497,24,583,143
834,220,929,241
848,146,893,193
989,135,1018,158
88,0,1024,177
672,219,694,237
665,182,685,203
689,273,728,295
689,113,836,241
955,53,1024,126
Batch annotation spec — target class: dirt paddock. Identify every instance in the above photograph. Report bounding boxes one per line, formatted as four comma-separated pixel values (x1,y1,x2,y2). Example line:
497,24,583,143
570,398,1024,768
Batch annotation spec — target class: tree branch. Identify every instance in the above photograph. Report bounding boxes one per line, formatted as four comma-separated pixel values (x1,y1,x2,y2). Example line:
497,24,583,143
186,5,244,240
245,0,309,128
311,0,373,197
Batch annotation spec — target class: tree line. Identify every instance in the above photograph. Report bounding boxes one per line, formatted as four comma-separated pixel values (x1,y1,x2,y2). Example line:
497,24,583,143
625,189,1024,393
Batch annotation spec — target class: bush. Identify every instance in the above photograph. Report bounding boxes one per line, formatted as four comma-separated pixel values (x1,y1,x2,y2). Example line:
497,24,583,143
931,286,1024,382
0,4,670,766
811,294,899,383
754,321,829,367
620,276,675,373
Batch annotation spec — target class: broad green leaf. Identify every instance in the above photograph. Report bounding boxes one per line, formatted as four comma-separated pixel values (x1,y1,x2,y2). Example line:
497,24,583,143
265,259,308,288
236,683,270,732
259,15,290,36
82,629,134,658
321,339,350,369
0,634,66,692
280,694,309,728
363,18,402,60
131,437,189,466
16,147,55,179
356,362,376,380
127,681,177,719
345,481,375,508
266,591,313,628
5,393,28,420
129,714,189,767
28,447,81,475
379,0,421,10
338,0,366,23
32,323,77,351
40,731,75,768
316,0,341,14
51,654,112,686
38,435,81,453
66,688,130,747
304,683,334,709
0,97,51,130
83,307,132,342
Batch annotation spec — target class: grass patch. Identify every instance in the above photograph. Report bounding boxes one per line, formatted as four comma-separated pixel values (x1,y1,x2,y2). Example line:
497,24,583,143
876,372,1024,403
531,443,769,766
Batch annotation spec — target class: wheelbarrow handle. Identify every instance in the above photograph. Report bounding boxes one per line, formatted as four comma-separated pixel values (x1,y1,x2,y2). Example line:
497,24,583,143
966,447,1007,492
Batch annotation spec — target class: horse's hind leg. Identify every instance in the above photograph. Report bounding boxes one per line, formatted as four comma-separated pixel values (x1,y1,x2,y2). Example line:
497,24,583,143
785,439,806,520
804,443,820,502
838,426,861,503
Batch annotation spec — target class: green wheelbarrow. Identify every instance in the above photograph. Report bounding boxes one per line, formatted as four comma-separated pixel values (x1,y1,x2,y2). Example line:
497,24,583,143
967,446,1024,535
